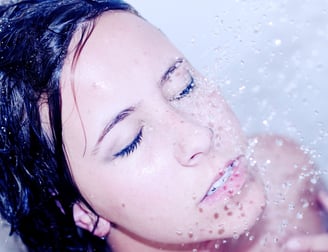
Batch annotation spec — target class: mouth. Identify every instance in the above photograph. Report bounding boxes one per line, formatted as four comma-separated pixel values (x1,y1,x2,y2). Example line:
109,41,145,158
202,155,248,202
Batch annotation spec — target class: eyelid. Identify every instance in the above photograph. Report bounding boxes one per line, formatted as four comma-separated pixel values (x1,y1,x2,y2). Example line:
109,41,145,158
160,58,184,85
113,126,144,158
166,69,195,102
174,75,195,100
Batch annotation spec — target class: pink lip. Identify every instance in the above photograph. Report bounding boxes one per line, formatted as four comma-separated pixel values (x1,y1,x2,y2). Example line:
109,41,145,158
201,155,248,203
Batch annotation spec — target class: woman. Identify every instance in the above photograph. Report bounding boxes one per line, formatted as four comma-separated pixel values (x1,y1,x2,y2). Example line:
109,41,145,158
0,0,327,251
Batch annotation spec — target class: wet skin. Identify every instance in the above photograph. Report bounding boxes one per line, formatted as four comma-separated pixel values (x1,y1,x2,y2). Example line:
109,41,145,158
59,11,324,252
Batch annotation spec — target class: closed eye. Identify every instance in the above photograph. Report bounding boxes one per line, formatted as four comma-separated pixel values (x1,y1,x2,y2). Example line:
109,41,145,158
113,127,143,158
172,75,195,101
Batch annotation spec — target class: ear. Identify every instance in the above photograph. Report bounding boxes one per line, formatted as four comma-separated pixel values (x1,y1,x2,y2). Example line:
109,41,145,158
73,202,111,238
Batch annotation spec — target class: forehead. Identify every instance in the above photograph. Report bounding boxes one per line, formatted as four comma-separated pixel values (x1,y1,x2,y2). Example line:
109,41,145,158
61,11,180,91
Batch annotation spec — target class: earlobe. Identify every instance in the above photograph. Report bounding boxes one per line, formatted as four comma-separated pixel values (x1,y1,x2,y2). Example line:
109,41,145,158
73,203,111,238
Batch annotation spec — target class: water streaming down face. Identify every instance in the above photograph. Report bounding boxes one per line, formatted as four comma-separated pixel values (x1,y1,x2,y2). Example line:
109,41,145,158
1,1,328,251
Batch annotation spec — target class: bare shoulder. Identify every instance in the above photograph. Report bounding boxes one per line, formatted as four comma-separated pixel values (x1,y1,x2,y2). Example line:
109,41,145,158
249,134,318,184
238,134,325,251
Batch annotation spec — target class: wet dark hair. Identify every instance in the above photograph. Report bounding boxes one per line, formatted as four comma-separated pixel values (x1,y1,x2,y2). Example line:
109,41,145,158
0,1,136,251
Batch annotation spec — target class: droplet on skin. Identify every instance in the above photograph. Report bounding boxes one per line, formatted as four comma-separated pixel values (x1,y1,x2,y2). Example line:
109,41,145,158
176,231,183,236
288,203,295,211
188,232,194,239
310,177,317,184
233,233,240,240
296,212,303,219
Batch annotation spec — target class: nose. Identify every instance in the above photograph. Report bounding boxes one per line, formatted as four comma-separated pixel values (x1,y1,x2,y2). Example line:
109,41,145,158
173,119,213,167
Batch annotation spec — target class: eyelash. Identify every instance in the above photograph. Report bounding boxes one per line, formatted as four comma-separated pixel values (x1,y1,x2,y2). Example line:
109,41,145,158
175,76,196,100
173,75,195,101
114,127,143,158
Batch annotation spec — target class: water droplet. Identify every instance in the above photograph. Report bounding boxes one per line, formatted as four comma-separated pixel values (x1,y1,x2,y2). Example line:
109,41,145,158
176,231,183,236
274,39,282,46
288,203,295,211
296,212,303,219
262,120,269,127
233,232,240,240
249,235,255,241
310,177,317,184
301,199,309,209
239,85,246,93
214,243,220,249
281,219,288,229
275,139,284,146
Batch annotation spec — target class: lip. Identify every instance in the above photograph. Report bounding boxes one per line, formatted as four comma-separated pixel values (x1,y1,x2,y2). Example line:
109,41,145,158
200,155,248,203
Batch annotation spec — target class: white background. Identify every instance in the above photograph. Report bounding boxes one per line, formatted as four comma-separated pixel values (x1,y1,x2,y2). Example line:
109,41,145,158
1,0,328,250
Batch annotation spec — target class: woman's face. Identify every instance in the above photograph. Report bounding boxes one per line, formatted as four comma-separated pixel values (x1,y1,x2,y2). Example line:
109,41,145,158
60,12,265,244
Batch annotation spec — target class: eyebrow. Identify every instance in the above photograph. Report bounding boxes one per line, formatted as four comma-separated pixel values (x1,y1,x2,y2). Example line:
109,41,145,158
160,57,184,86
92,106,136,154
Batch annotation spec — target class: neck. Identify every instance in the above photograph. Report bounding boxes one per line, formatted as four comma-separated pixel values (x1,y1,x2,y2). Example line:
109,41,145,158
107,227,226,252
